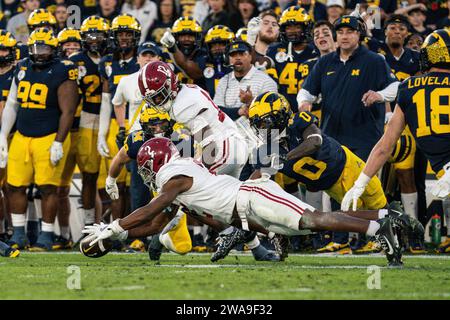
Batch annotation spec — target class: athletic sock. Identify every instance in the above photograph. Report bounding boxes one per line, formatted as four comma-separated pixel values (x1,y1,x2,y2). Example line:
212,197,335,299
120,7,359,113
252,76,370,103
401,192,418,219
84,208,95,225
60,226,71,240
11,213,26,228
41,222,54,233
378,209,388,219
366,221,380,236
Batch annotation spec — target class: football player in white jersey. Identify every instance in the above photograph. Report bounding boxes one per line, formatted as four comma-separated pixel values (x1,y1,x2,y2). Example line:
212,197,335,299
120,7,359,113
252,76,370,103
137,61,280,262
84,138,415,267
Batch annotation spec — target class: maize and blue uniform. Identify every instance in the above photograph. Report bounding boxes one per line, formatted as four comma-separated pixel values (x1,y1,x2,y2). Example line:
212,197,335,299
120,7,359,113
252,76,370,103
255,111,387,209
193,54,232,98
98,54,139,188
0,66,15,104
397,72,450,178
266,42,318,111
8,57,77,187
69,51,103,177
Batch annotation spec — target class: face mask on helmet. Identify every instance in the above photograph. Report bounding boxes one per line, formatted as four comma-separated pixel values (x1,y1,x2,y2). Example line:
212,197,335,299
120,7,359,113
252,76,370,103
250,111,290,142
0,48,15,67
83,32,107,55
141,119,173,140
176,33,198,56
29,43,55,66
143,87,173,113
208,41,227,62
137,160,157,190
282,23,310,44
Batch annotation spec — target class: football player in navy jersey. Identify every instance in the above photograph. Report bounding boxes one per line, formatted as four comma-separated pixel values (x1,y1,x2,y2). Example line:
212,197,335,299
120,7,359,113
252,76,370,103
265,6,318,112
0,28,79,251
97,14,141,225
368,14,426,253
0,30,20,257
68,16,110,229
342,29,450,253
159,16,207,87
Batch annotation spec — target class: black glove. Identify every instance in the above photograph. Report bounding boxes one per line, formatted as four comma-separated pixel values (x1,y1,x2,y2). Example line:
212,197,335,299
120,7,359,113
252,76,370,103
116,127,127,149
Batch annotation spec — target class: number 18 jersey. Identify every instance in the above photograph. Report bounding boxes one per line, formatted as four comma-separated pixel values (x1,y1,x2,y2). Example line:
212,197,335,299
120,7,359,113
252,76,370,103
397,72,450,173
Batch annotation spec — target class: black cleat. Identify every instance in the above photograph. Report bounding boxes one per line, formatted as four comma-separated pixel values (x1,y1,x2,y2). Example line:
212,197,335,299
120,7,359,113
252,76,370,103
387,201,424,240
375,217,402,267
148,234,163,261
211,228,247,262
270,234,290,261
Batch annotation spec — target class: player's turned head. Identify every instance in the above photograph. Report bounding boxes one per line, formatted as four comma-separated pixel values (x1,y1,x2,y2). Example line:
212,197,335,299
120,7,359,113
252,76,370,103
419,29,450,72
137,137,180,190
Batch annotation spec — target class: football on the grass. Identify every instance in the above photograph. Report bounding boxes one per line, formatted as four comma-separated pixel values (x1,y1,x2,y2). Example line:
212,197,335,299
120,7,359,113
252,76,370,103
79,237,113,258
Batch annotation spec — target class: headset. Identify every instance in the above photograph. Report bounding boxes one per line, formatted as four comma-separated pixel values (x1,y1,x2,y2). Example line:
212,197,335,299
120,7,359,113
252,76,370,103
223,40,253,67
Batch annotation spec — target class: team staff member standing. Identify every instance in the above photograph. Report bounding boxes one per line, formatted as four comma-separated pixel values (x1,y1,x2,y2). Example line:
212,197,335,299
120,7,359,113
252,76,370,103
0,28,78,250
214,40,278,120
297,16,399,253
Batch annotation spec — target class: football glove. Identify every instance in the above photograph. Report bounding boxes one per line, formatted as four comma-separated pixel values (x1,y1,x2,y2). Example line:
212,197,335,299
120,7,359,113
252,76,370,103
0,134,8,168
115,126,127,149
431,162,450,198
97,134,110,158
341,173,371,211
161,29,176,52
105,175,119,200
86,219,125,246
247,16,261,46
50,141,64,166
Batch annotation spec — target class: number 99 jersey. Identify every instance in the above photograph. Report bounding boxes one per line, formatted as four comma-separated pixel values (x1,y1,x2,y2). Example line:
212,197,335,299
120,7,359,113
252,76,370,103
14,57,78,137
397,72,450,175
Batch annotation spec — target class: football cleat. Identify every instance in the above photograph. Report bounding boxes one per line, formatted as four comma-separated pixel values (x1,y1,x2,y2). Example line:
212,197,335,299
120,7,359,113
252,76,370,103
52,236,73,250
29,231,54,252
270,234,290,261
375,217,402,267
317,242,352,255
354,240,381,254
7,232,30,250
148,234,163,261
7,247,20,258
128,239,146,252
211,227,247,262
437,237,450,254
252,244,280,262
191,233,207,253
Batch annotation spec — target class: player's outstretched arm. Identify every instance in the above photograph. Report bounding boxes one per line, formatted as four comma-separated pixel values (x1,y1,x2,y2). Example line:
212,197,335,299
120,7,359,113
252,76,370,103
119,176,193,231
341,106,406,210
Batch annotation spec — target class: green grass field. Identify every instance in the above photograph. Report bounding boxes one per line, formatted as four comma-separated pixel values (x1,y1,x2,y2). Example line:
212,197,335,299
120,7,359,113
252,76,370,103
1,252,450,300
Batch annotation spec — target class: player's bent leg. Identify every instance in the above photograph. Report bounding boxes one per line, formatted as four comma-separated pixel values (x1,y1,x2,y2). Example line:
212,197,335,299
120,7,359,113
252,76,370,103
5,184,29,249
159,210,192,254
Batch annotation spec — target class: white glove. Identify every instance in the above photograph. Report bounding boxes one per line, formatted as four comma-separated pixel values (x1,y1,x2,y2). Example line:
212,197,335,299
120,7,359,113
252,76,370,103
97,135,110,158
160,28,176,49
431,163,450,198
50,141,64,166
246,16,261,46
82,221,128,242
349,3,362,18
341,173,371,211
86,219,125,246
0,134,8,168
254,60,268,71
105,175,119,200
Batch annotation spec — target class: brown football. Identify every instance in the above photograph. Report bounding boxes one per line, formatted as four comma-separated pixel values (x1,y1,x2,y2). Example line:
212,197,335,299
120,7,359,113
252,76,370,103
79,237,113,258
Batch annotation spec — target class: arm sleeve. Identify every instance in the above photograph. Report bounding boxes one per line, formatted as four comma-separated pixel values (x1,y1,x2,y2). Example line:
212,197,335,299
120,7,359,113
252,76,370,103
99,93,112,137
1,79,19,137
377,81,400,102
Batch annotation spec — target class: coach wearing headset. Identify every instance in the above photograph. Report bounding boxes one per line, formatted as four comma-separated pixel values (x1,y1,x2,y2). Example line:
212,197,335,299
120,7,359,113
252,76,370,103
213,40,277,120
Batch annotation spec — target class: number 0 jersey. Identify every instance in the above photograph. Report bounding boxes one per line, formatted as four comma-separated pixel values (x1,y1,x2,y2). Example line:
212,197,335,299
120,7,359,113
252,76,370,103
256,111,346,192
397,72,450,173
14,58,78,137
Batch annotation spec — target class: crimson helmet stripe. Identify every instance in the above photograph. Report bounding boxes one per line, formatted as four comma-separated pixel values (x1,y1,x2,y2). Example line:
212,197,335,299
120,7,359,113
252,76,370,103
141,62,150,92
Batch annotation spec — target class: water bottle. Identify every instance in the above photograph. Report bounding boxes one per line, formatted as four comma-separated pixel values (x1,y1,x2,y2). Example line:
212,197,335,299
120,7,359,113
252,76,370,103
431,214,442,246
